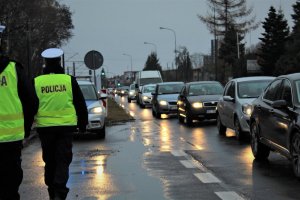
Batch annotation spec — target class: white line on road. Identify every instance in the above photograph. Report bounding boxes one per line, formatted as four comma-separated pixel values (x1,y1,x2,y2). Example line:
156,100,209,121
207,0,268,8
194,173,221,183
171,150,187,157
215,191,245,200
180,160,197,168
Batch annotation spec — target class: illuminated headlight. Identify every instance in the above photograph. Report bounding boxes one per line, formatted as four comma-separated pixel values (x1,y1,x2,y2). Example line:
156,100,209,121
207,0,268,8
121,91,125,94
129,91,135,95
89,107,103,114
177,100,183,105
242,103,253,116
159,100,168,106
192,102,203,108
143,96,149,100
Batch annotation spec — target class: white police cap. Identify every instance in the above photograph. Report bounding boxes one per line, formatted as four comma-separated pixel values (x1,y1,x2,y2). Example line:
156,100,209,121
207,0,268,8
41,48,63,59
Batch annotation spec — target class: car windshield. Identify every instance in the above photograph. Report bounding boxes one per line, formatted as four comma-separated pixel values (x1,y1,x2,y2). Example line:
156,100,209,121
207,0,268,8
188,83,223,96
130,84,135,90
140,78,162,86
79,84,98,100
158,84,184,94
238,80,271,98
142,85,156,93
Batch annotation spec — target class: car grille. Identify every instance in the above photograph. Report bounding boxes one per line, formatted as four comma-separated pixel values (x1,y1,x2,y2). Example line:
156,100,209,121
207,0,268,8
203,101,218,107
169,101,177,105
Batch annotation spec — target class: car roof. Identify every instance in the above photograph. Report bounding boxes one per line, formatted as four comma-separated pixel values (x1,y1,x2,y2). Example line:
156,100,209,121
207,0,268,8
279,73,300,81
77,80,94,85
157,82,184,85
230,76,275,83
187,81,222,85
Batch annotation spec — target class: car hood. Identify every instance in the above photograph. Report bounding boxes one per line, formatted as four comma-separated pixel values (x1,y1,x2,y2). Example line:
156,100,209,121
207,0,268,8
187,95,222,103
142,92,152,97
237,98,256,105
157,94,180,101
85,100,102,108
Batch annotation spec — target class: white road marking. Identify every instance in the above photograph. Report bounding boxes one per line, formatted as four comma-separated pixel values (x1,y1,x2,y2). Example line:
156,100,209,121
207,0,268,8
180,160,197,168
215,191,245,200
194,173,221,183
171,150,187,157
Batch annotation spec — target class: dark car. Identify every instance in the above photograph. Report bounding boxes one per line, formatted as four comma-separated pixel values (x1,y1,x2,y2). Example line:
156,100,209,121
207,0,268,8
250,73,300,178
177,81,223,125
152,82,184,119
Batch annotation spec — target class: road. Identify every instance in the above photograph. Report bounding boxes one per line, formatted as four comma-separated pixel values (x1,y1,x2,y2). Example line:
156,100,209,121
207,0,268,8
20,95,300,200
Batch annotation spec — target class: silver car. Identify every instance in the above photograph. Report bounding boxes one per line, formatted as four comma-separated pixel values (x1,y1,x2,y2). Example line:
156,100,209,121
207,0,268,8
138,84,156,108
217,76,274,140
77,80,107,138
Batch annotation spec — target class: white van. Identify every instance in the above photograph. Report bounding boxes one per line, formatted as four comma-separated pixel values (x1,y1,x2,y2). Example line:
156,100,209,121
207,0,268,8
135,70,163,87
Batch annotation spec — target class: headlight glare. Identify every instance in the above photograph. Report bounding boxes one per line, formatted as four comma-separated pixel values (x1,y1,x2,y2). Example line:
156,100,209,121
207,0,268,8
192,102,203,108
90,107,103,114
159,100,168,106
242,103,253,116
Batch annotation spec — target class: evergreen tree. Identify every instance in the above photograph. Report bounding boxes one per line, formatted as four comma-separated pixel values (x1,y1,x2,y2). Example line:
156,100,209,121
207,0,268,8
219,24,245,79
143,52,163,76
257,6,289,76
198,0,258,36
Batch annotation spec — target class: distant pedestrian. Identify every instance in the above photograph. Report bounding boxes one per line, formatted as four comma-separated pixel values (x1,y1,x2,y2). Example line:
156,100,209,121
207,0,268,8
0,25,37,200
33,48,88,200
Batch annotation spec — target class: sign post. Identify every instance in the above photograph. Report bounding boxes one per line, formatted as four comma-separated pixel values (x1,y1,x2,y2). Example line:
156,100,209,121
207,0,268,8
84,50,104,86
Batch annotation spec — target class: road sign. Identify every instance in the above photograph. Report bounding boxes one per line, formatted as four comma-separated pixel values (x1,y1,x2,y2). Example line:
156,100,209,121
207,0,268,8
84,50,103,70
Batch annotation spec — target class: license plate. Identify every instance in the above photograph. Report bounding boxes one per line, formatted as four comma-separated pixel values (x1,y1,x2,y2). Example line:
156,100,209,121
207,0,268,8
206,110,216,114
170,106,177,110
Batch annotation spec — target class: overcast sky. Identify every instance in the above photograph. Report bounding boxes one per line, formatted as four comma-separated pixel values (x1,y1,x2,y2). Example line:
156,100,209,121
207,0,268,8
60,0,295,77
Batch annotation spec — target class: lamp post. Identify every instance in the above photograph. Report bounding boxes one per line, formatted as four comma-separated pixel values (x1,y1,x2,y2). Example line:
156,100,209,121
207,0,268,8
144,41,157,53
159,26,177,80
122,53,133,82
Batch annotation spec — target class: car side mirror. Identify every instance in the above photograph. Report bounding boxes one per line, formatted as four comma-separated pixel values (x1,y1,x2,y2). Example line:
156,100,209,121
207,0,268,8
272,100,287,109
223,96,235,102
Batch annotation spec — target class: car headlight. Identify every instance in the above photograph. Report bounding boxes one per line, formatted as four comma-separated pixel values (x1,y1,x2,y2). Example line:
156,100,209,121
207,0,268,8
177,100,183,105
242,103,253,116
143,96,149,100
129,91,135,95
89,107,103,114
192,102,203,108
159,100,168,106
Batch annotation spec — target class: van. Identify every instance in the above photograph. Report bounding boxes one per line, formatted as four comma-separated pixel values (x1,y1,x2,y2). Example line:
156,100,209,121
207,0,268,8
135,70,163,88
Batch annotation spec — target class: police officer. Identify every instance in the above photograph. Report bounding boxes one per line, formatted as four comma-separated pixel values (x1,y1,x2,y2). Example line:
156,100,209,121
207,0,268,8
0,25,37,200
33,48,88,200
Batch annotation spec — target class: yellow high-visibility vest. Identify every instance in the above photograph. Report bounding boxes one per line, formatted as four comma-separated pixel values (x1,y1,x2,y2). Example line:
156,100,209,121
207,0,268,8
35,74,77,127
0,62,25,142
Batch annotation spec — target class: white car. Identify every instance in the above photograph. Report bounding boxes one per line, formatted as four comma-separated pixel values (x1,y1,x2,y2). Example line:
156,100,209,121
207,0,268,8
217,76,274,141
77,80,107,138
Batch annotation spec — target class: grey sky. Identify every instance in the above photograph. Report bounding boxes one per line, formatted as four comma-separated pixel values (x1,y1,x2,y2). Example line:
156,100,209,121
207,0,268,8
60,0,294,77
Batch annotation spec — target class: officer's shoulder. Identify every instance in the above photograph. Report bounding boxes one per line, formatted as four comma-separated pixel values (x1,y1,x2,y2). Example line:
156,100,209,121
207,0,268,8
10,59,24,69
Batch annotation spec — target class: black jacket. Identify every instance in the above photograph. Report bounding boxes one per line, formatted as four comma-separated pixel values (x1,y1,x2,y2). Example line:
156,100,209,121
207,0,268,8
34,64,88,133
0,56,37,138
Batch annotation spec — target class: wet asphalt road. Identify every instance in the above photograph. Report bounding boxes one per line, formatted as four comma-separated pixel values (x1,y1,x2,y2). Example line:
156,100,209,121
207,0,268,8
20,96,300,200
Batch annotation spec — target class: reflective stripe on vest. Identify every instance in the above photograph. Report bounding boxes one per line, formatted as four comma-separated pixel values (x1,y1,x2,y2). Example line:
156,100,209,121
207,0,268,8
0,62,25,142
35,74,77,127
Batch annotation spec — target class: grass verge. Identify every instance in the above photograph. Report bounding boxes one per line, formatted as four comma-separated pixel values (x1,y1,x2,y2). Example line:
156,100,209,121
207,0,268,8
106,97,134,125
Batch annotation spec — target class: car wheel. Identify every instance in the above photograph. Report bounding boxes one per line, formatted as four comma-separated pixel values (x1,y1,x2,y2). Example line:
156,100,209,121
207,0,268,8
250,121,270,160
97,125,106,139
234,117,244,141
140,103,145,108
128,98,131,103
217,114,226,135
291,132,300,178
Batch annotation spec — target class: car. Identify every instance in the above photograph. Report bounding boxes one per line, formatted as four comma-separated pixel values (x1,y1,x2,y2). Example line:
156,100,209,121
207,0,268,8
249,73,300,178
177,81,224,126
118,86,129,97
151,82,184,119
77,80,106,138
217,76,274,140
127,84,137,103
138,84,156,108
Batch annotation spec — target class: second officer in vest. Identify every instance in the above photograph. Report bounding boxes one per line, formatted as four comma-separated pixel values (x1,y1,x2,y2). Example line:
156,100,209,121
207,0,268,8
33,48,88,200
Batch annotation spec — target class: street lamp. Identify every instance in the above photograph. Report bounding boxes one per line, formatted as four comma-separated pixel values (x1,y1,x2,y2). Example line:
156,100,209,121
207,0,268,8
159,26,177,80
122,53,133,81
144,41,157,53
